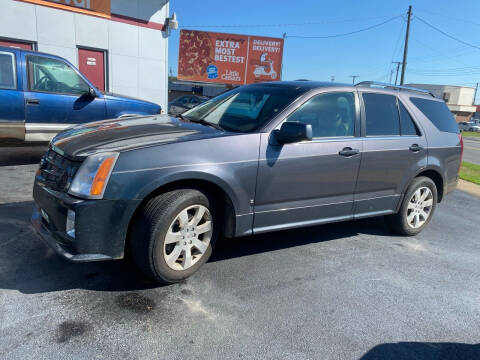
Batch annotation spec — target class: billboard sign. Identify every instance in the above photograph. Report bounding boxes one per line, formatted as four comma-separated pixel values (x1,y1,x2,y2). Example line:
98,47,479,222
178,30,284,85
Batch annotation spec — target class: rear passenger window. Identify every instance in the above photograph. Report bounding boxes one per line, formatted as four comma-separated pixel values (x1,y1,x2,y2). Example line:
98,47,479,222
0,51,16,90
363,93,400,136
286,92,355,138
410,97,459,133
398,101,420,136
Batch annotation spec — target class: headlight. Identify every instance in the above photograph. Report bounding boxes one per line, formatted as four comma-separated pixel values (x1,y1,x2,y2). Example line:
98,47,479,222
68,152,119,199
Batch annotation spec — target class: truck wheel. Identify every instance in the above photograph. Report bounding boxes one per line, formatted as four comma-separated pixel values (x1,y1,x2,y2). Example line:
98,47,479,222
130,189,217,284
385,176,437,236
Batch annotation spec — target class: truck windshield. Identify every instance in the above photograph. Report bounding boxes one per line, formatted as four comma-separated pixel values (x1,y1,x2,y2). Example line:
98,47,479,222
182,85,303,132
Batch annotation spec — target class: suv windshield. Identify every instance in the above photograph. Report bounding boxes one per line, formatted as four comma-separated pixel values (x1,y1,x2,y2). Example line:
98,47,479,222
182,85,304,132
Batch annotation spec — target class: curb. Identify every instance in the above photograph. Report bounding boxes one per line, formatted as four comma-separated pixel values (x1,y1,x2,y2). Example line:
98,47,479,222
457,179,480,197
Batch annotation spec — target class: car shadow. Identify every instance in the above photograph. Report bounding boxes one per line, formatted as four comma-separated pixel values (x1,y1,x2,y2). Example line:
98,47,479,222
0,144,48,166
210,215,393,263
360,341,480,360
0,200,396,295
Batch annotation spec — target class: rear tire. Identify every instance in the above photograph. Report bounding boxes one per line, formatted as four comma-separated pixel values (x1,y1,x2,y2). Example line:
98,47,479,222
130,189,217,284
385,176,437,236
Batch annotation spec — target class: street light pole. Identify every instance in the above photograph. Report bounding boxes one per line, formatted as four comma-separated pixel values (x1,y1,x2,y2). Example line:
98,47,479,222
349,75,359,85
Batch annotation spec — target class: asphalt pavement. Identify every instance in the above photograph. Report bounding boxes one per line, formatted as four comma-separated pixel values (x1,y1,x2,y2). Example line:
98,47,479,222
463,136,480,165
1,147,479,360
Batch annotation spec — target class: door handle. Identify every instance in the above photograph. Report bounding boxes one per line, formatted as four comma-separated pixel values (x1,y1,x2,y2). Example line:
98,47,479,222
409,144,424,152
339,147,360,157
26,98,40,105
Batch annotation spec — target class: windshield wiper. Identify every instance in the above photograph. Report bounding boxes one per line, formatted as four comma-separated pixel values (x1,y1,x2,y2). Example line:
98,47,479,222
182,116,224,131
175,113,190,122
175,113,224,131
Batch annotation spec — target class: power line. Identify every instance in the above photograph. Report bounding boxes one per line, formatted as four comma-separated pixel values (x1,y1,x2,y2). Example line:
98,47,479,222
409,66,480,72
384,16,406,82
415,8,480,28
414,15,480,51
408,72,480,76
408,35,475,66
285,15,402,39
179,14,403,29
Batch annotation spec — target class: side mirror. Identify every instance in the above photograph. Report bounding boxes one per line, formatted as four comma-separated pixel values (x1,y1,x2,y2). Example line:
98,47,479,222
274,121,312,144
88,87,97,98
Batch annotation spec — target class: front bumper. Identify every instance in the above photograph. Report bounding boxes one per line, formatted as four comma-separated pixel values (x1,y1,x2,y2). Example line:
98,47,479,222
31,181,141,262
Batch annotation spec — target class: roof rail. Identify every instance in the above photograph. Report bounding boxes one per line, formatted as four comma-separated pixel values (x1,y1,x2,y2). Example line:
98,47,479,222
355,81,436,97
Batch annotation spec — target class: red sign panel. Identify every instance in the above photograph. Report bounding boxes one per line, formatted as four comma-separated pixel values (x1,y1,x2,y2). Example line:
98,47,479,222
0,40,33,50
178,30,284,85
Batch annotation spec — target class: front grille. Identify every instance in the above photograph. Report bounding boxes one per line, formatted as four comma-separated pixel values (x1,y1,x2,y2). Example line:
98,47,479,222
37,149,82,192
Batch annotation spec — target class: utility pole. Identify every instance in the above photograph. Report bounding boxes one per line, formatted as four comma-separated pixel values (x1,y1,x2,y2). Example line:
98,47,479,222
400,5,412,85
349,75,359,85
474,82,479,105
393,61,402,85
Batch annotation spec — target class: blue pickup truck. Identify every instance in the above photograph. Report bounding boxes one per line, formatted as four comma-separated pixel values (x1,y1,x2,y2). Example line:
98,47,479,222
0,46,161,142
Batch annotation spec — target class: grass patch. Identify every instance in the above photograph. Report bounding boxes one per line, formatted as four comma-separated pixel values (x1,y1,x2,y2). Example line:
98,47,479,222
461,131,480,138
459,161,480,185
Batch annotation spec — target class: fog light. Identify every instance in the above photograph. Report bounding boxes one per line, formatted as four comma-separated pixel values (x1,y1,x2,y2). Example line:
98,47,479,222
66,209,75,238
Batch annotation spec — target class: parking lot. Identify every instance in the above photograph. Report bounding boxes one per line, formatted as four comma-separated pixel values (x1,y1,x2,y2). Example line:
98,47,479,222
1,146,479,360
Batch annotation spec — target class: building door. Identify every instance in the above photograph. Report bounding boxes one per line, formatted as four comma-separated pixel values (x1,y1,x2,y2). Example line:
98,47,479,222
78,48,106,91
0,39,34,50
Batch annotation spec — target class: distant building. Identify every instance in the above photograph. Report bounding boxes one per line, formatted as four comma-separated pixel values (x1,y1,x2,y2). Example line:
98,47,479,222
407,84,476,122
0,0,170,111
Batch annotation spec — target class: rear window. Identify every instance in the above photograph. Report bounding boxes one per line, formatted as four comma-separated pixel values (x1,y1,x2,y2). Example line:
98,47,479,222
410,97,459,133
0,51,16,90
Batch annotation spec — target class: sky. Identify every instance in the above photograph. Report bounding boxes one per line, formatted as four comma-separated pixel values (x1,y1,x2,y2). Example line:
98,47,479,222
167,0,480,103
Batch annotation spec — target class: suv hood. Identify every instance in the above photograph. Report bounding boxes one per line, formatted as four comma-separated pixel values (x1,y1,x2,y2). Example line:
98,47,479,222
50,115,227,160
102,92,159,106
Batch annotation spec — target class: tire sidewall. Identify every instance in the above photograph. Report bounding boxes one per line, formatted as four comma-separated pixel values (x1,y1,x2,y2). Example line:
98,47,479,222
399,177,438,236
150,190,217,283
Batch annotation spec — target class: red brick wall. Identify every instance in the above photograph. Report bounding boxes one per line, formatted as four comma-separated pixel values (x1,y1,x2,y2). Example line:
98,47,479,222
454,112,472,123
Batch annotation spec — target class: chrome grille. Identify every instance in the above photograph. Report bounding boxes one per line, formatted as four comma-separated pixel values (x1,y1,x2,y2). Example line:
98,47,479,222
37,149,81,192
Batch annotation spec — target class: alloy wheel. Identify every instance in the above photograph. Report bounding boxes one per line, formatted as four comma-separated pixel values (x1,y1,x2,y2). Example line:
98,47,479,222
406,186,433,229
163,204,212,271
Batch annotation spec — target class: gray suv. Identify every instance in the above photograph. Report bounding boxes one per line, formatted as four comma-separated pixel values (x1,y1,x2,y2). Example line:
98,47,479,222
31,81,463,283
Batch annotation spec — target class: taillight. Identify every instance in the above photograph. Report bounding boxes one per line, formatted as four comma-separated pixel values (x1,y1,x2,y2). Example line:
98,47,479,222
458,133,464,174
459,133,464,162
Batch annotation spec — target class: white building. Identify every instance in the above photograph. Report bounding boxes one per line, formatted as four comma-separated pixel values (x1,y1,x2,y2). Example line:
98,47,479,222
0,0,170,111
407,83,476,122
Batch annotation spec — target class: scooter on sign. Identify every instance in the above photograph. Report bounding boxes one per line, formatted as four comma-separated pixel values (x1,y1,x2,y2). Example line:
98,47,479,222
253,53,278,80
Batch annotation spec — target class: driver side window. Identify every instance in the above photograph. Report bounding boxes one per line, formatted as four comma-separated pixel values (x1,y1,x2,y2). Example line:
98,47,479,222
286,92,356,138
27,55,89,95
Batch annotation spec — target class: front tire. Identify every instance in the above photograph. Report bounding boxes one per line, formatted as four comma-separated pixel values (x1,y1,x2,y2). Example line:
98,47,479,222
130,189,217,284
385,176,437,236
